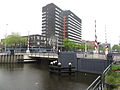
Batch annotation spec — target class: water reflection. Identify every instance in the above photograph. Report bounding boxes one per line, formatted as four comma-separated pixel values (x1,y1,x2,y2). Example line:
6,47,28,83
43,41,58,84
0,64,24,71
0,64,98,90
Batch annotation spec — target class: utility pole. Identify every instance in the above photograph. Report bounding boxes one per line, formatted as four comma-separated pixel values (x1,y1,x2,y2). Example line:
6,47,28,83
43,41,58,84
119,36,120,45
26,31,30,53
94,20,98,53
5,24,8,52
105,25,108,55
85,41,87,52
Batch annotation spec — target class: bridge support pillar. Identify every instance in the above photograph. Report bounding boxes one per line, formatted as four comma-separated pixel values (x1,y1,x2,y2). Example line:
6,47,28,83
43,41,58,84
23,53,32,60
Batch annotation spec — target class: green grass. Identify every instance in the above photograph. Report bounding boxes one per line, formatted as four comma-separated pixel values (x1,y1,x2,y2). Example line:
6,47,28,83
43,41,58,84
112,65,120,70
105,64,120,85
105,70,120,84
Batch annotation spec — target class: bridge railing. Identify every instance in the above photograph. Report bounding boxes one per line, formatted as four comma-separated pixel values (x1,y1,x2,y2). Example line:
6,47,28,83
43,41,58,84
77,53,107,60
29,52,58,58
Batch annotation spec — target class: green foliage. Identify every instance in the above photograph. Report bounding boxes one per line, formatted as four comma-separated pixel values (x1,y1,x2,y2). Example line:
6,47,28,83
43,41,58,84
63,38,94,51
87,45,94,50
2,32,27,47
112,45,120,52
105,65,120,85
99,45,104,51
63,38,77,51
112,65,120,70
106,75,115,84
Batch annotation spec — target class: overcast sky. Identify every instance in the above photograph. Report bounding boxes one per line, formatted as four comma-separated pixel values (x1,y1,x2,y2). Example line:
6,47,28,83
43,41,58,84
0,0,120,45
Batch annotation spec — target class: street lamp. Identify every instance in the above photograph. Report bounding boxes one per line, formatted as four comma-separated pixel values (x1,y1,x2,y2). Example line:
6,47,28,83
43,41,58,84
5,24,8,52
26,31,30,53
82,41,87,52
85,41,87,53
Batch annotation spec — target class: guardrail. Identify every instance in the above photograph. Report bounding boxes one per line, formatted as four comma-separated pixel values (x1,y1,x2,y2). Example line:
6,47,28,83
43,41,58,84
86,76,102,90
77,53,106,60
86,62,112,90
101,63,113,89
102,64,111,75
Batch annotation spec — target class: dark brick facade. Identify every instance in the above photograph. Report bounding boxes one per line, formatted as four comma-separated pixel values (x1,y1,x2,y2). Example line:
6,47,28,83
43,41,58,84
42,3,82,49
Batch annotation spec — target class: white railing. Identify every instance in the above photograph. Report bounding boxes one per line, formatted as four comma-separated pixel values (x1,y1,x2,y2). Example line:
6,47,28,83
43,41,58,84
77,53,106,59
29,52,58,59
86,76,102,90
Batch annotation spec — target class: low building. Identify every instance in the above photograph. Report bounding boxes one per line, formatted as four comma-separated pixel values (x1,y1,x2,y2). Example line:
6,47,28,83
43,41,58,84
29,34,45,48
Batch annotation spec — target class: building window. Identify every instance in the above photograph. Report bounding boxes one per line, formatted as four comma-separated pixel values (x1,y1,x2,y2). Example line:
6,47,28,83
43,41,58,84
55,24,61,28
55,17,60,22
37,36,40,40
42,20,46,23
42,12,46,14
55,31,59,34
55,8,61,13
42,24,46,27
42,18,46,20
41,37,43,40
55,11,60,15
42,34,46,36
30,37,33,40
42,14,46,17
55,34,59,37
37,42,40,45
42,27,46,30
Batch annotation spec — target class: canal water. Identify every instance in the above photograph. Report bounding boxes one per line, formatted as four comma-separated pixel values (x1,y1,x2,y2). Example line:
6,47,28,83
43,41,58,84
0,63,98,90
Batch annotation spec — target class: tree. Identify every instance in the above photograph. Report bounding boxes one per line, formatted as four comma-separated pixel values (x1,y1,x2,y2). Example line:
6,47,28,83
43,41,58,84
2,32,27,49
87,45,94,50
112,45,120,52
63,38,95,51
63,38,75,51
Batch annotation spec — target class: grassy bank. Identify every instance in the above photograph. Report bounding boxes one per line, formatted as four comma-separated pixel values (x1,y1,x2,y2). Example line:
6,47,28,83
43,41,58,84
105,70,120,84
105,64,120,89
112,65,120,70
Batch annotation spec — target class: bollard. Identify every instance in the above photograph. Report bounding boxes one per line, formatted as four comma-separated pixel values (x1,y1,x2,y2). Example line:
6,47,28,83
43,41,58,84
68,62,72,75
54,60,58,66
50,62,53,65
53,60,58,66
50,62,54,71
58,62,61,75
58,62,61,67
53,61,55,65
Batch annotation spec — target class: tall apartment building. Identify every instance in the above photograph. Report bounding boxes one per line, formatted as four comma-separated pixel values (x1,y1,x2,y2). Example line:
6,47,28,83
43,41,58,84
42,3,82,48
63,10,82,43
42,3,63,48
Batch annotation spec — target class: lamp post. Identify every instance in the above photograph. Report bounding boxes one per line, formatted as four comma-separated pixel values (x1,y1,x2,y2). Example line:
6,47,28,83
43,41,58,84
26,31,30,53
5,24,8,52
85,41,87,53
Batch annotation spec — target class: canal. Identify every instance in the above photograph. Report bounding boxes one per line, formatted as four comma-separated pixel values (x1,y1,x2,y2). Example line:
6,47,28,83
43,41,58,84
0,63,98,90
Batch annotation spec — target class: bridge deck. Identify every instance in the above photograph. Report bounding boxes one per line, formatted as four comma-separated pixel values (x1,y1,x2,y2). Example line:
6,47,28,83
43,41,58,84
28,53,108,60
29,53,58,59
